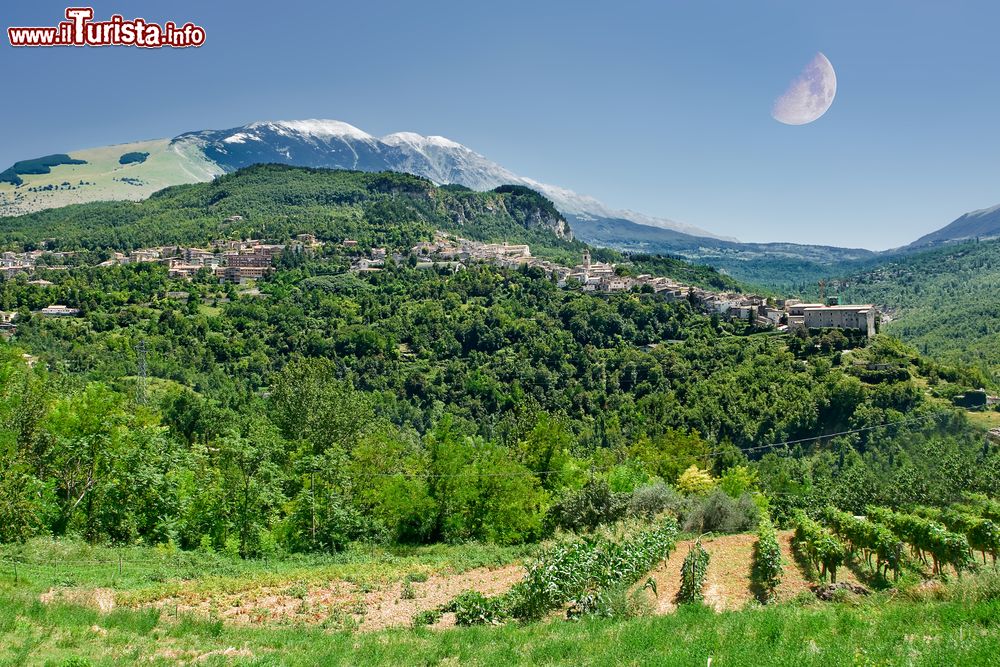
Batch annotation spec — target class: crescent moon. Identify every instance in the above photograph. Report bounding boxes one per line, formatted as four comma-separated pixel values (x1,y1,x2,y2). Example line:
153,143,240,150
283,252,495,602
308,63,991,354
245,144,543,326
772,52,837,125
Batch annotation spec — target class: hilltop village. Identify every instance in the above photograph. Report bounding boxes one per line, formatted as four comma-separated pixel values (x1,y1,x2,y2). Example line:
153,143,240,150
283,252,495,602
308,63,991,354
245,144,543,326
0,229,877,337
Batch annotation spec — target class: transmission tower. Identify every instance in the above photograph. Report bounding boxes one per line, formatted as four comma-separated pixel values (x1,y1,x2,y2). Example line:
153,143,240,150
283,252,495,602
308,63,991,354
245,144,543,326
136,339,148,404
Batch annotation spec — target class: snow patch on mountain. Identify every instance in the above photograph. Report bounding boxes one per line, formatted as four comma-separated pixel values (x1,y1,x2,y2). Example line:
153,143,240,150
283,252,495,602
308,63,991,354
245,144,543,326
172,119,728,241
251,119,375,141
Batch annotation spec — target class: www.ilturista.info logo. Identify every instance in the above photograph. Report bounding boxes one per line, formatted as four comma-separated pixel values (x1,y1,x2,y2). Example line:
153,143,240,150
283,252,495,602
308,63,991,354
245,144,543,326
8,7,206,48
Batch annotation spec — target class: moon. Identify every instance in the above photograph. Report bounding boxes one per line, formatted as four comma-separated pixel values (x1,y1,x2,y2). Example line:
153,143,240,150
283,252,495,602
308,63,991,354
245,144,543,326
772,52,837,125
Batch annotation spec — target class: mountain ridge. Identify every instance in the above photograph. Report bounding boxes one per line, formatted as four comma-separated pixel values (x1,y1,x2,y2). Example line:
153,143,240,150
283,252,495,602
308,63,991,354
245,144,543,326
904,203,1000,249
0,118,727,243
2,118,999,279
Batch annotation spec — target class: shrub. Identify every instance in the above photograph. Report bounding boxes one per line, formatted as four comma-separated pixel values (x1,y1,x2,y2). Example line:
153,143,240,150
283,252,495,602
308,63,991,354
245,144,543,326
548,479,629,533
823,506,904,580
751,519,783,602
678,541,710,604
677,465,716,495
719,465,759,498
400,580,416,600
447,590,507,626
919,506,1000,566
683,490,759,534
867,506,972,576
411,609,442,627
627,483,689,521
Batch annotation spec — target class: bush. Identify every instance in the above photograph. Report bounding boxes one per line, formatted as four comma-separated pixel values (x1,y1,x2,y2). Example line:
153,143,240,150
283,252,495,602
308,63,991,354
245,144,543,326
867,506,972,576
627,483,690,521
411,609,442,627
447,590,508,626
678,541,710,604
548,479,629,533
792,511,846,583
719,465,758,498
677,465,716,495
683,490,759,534
823,506,904,580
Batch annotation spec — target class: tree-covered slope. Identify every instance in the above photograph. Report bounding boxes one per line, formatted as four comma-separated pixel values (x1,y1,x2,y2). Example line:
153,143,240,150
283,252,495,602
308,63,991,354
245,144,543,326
0,164,572,250
906,202,1000,248
821,239,1000,385
0,164,994,557
0,164,739,290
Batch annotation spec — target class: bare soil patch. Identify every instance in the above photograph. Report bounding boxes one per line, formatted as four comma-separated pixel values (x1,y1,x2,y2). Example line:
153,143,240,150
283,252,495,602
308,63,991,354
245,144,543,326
638,530,859,613
39,586,116,613
141,563,523,631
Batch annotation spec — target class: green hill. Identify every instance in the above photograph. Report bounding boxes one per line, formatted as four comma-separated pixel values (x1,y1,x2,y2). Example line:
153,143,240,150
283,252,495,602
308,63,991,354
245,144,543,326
1,165,998,664
0,164,739,290
818,239,1000,386
0,139,221,216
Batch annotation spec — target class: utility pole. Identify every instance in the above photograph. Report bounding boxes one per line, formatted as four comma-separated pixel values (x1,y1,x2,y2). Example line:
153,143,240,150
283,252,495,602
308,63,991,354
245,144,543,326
136,339,148,404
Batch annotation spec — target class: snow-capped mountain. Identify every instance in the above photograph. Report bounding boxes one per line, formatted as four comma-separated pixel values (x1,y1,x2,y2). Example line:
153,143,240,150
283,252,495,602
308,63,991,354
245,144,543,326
172,119,726,240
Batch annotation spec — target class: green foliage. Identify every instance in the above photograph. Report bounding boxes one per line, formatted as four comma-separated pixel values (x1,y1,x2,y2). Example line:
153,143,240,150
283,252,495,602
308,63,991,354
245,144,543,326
751,519,783,602
0,154,87,185
915,505,1000,565
683,490,759,534
719,464,759,498
677,465,716,495
443,518,678,625
626,483,688,521
5,582,1000,664
792,511,846,583
0,166,995,558
826,239,1000,385
867,506,972,576
446,590,509,626
118,152,149,165
548,479,629,533
822,506,904,580
677,541,710,604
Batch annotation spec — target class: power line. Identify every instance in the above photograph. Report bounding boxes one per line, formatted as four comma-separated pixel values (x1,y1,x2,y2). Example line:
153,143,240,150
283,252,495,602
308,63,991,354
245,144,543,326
347,411,950,480
694,411,945,461
135,338,148,404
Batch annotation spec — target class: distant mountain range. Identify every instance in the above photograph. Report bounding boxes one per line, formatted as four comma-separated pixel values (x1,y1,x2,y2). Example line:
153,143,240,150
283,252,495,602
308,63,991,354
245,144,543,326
1,118,999,283
0,119,722,241
905,203,1000,249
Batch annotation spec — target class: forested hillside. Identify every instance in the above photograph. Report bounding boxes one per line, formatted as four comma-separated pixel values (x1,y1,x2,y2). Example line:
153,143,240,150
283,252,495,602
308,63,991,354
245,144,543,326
0,167,995,557
0,165,737,291
819,238,1000,386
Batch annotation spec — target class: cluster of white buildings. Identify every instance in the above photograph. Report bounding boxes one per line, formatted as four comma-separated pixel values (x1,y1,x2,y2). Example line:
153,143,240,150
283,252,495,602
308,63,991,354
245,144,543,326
383,232,879,337
95,234,324,284
1,249,77,279
2,226,878,338
701,297,878,337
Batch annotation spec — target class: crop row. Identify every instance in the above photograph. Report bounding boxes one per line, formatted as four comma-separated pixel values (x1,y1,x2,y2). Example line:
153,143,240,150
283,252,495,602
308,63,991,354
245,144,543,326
822,507,904,580
866,506,971,575
913,506,999,566
792,511,845,583
426,517,680,626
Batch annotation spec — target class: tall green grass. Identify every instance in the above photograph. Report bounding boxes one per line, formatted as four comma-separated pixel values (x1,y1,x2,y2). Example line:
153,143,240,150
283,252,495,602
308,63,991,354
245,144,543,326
1,592,999,666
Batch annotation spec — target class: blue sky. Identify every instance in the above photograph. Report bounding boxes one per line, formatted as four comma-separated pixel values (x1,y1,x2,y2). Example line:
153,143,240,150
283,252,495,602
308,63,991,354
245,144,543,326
2,1,999,249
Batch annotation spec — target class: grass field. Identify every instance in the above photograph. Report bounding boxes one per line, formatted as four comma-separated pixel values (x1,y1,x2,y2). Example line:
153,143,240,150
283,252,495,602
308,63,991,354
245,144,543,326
2,586,999,665
3,536,1000,665
0,139,220,216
